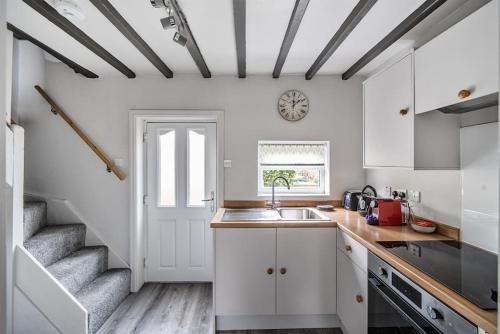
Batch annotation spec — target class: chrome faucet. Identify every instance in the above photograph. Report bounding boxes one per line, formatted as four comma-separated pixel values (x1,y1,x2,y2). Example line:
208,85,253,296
268,176,291,209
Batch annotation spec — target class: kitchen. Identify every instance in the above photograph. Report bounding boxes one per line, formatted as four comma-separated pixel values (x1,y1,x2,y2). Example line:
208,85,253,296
1,0,499,334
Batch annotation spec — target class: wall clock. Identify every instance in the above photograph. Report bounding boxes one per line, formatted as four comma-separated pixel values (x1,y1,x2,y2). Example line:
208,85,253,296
278,90,309,121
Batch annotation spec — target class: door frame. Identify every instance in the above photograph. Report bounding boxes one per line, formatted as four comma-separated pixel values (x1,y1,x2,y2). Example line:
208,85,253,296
129,110,224,292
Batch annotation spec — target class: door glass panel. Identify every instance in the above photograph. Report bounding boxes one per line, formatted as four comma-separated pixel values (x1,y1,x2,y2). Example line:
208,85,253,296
188,129,205,206
158,130,176,206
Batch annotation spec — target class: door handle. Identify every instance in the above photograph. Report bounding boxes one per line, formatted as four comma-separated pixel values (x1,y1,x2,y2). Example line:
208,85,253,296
202,191,215,212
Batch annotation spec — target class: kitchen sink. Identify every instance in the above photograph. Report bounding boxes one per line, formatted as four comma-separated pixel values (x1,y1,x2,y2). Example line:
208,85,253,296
221,207,330,222
277,208,330,221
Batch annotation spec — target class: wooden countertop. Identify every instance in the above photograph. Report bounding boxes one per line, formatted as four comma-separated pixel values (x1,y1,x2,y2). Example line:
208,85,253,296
210,207,497,333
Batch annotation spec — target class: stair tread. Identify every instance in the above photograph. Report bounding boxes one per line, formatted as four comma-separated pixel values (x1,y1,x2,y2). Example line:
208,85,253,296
23,201,47,241
76,269,131,334
47,246,108,295
24,223,86,266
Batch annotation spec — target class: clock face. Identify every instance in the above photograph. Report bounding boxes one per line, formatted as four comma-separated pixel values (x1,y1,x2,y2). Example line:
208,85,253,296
278,90,309,121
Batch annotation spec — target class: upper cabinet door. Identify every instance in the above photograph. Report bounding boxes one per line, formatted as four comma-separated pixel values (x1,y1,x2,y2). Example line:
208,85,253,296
415,0,499,114
363,53,414,168
276,228,336,315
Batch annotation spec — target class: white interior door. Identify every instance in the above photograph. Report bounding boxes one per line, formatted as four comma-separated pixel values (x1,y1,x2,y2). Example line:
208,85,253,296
146,122,216,281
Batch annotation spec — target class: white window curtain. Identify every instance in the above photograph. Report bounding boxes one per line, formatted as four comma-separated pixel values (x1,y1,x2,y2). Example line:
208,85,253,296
259,143,326,165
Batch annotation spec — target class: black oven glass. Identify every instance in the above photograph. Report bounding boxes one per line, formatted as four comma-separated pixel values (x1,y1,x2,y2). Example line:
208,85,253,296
368,271,441,334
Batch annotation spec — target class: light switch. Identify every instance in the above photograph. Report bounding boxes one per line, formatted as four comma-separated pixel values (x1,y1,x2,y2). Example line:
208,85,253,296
224,160,232,168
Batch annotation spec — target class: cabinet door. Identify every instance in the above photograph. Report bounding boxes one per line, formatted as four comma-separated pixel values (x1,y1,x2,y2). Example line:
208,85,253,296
363,53,414,168
415,0,498,114
215,228,276,315
276,228,336,315
337,251,367,334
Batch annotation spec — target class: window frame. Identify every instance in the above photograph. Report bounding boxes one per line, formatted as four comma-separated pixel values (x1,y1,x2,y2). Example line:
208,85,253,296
257,140,330,197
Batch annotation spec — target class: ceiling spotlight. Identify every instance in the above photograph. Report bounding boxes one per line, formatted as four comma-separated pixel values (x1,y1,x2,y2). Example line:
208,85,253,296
149,0,168,8
173,32,187,46
160,16,177,30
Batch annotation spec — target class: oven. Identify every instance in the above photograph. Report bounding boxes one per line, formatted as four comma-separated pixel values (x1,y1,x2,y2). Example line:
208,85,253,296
367,252,477,334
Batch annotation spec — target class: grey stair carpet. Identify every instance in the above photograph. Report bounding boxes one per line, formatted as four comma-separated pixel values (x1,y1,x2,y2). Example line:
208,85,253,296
23,201,47,240
24,224,86,266
23,201,130,334
47,246,108,294
76,269,131,334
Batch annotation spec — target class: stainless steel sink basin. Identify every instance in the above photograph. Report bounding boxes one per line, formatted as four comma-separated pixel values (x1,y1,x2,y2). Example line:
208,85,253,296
277,208,330,221
221,207,330,222
221,208,281,221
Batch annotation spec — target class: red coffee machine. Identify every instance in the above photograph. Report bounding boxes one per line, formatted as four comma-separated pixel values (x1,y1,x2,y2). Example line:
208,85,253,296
377,199,403,226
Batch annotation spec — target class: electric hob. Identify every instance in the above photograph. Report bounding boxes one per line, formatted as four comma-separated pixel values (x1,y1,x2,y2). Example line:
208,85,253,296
377,240,498,310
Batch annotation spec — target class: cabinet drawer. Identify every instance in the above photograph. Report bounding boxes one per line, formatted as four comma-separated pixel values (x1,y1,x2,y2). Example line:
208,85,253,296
337,230,367,271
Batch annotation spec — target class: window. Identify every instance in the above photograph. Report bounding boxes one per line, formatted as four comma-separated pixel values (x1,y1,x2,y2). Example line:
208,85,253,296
158,130,176,206
187,129,205,206
258,141,330,196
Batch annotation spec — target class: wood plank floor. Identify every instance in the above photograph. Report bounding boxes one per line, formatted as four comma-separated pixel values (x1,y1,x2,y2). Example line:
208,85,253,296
98,283,342,334
97,283,213,334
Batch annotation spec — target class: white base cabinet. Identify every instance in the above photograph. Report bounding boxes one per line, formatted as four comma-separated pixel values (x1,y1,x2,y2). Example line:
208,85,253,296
215,228,337,328
337,251,367,334
337,230,368,334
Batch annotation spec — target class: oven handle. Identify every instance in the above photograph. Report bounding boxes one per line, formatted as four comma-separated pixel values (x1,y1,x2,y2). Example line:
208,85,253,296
368,275,440,334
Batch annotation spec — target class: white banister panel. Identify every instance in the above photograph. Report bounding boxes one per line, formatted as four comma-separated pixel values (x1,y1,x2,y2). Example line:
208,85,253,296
15,246,88,334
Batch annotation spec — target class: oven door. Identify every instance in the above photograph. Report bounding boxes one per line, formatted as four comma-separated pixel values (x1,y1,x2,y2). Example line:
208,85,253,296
368,270,441,334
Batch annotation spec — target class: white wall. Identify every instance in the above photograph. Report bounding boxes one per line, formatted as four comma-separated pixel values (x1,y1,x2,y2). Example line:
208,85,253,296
17,61,364,262
1,0,9,330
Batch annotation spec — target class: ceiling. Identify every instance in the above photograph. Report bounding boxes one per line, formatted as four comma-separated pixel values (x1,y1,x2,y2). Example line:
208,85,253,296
6,0,469,78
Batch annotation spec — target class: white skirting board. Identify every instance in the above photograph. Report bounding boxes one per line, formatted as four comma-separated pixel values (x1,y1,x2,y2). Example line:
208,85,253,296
215,314,341,331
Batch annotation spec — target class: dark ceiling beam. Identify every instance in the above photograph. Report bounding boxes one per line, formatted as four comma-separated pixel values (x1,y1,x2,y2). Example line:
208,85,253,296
305,0,376,80
273,0,309,79
233,0,246,78
90,0,173,78
22,0,135,78
170,0,211,78
7,23,98,79
342,0,446,80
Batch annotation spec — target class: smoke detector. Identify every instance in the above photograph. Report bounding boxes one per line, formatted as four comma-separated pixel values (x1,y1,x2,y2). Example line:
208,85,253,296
53,0,86,22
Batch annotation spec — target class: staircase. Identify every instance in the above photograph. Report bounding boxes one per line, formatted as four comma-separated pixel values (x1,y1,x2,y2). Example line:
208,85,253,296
23,201,131,334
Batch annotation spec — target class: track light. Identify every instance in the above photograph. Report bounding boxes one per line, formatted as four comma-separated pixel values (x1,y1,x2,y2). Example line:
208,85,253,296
160,16,177,30
173,31,187,46
149,0,168,9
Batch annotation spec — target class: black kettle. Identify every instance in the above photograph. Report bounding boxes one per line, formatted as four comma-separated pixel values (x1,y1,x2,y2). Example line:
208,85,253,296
357,185,377,216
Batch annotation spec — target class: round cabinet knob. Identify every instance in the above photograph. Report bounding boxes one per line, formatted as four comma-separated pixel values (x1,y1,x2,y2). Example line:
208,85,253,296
267,268,274,275
345,245,352,252
280,268,287,275
355,295,364,303
427,306,443,320
399,108,409,116
378,267,388,277
457,89,471,99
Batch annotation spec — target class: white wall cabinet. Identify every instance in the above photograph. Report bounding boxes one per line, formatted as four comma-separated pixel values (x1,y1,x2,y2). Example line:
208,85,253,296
337,231,368,334
215,228,336,317
363,53,414,168
215,228,276,315
415,0,498,115
276,228,336,315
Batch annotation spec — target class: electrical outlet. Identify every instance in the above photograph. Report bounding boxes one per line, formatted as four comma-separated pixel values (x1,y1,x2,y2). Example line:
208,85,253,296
409,190,421,203
383,186,392,198
393,189,407,200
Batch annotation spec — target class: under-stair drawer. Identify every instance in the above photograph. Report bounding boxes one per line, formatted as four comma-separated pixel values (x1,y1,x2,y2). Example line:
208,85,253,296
337,230,367,271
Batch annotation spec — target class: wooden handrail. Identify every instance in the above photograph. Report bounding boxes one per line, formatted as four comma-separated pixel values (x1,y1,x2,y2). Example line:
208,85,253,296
34,85,126,181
